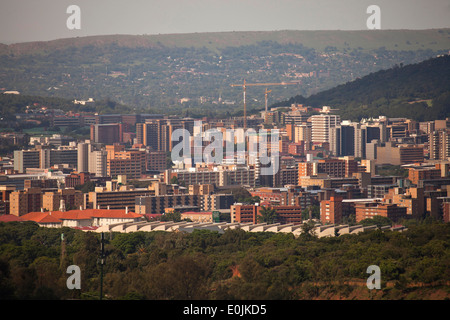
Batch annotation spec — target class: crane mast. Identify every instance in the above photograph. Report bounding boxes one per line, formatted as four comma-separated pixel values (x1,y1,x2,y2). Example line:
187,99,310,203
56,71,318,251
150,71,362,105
231,80,299,129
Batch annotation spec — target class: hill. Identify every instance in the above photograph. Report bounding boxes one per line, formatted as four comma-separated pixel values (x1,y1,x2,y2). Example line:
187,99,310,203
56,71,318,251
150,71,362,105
0,30,449,113
2,29,450,55
274,54,450,121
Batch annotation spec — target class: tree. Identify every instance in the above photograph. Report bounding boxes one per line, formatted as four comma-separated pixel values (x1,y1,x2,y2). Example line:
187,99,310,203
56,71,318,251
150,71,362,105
302,205,320,220
299,221,317,240
257,206,278,224
170,176,179,185
75,181,95,193
359,215,392,227
161,210,181,222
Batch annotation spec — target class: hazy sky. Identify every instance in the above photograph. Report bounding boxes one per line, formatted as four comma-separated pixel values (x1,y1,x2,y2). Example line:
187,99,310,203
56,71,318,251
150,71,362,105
1,0,450,43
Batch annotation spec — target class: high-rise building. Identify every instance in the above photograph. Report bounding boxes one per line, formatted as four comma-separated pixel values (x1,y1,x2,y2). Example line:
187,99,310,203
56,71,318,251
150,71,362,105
320,196,343,224
331,122,367,158
90,123,123,144
294,123,312,143
311,114,340,144
77,142,91,172
89,150,108,177
428,130,450,161
136,118,194,152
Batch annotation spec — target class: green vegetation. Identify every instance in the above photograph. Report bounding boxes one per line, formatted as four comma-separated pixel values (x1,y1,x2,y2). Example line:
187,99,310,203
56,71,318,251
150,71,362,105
376,165,409,178
359,216,393,228
276,55,450,121
257,206,278,224
0,220,448,300
160,211,182,222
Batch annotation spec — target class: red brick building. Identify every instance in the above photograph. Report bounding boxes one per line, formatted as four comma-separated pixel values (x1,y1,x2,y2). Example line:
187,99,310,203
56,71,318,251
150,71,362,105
355,201,407,223
320,196,343,224
65,172,93,188
230,204,303,224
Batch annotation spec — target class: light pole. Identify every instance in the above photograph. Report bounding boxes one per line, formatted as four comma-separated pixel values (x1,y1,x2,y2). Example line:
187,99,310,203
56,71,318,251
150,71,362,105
99,232,105,300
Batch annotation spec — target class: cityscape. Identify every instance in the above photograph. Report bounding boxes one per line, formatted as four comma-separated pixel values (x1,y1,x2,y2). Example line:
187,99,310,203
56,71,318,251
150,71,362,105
0,0,449,308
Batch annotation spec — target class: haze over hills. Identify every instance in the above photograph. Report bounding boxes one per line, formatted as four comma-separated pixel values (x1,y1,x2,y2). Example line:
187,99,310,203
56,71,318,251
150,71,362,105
2,29,450,54
0,29,449,115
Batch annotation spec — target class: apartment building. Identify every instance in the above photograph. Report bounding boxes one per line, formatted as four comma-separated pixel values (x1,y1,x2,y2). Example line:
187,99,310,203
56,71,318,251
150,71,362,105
147,151,167,172
294,123,312,143
408,165,442,185
428,130,450,161
181,211,214,223
0,185,16,215
230,204,262,224
354,201,407,222
201,193,234,211
384,187,425,219
106,145,147,179
320,196,343,224
9,188,43,216
298,158,347,180
230,203,303,224
42,188,83,212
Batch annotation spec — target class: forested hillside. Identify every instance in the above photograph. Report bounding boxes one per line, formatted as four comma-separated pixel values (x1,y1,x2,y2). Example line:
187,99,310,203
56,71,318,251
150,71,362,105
275,55,450,121
0,220,448,300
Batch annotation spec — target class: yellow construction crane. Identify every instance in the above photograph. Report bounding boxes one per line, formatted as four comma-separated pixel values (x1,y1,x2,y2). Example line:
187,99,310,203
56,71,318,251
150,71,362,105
230,79,300,129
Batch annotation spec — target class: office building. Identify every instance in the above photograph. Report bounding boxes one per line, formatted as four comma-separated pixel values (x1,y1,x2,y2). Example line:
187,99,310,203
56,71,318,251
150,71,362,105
311,114,340,144
89,150,108,177
90,123,123,144
77,142,91,172
14,150,40,173
376,142,424,165
88,187,155,210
